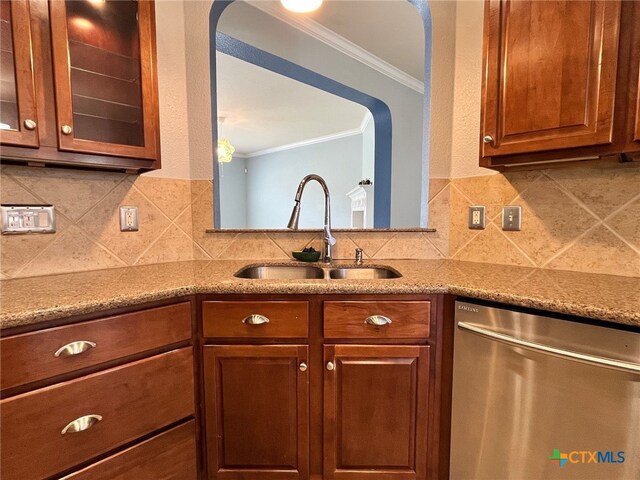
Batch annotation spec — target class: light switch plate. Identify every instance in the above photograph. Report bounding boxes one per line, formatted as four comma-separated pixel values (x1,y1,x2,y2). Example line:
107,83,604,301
1,205,56,234
502,206,522,231
119,206,139,232
468,206,486,229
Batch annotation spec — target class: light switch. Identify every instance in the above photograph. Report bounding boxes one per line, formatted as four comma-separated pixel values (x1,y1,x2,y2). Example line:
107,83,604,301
1,205,56,234
502,206,522,231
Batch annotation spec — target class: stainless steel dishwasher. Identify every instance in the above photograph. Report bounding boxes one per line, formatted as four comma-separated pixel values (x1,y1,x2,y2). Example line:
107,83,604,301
450,300,640,480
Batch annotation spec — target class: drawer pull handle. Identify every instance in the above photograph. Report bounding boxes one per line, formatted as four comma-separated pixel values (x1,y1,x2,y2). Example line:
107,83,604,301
326,361,335,371
54,340,97,357
61,414,102,434
299,362,308,372
364,315,392,326
242,314,270,325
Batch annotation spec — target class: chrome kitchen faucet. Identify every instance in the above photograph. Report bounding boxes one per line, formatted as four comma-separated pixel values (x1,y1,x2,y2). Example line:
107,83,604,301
287,174,336,264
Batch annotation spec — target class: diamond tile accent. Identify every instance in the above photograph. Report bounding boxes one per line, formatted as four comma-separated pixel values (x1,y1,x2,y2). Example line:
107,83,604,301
453,223,535,267
77,179,170,264
3,166,125,221
508,175,599,265
373,233,443,260
547,162,640,219
546,225,640,277
605,195,640,251
16,226,124,278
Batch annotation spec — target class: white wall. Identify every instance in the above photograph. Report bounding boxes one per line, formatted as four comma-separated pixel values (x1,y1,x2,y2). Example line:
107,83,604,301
219,156,248,228
153,0,490,186
243,134,364,229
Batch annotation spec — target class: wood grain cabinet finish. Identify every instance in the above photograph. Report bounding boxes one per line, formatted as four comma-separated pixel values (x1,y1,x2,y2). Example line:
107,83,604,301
0,302,192,391
481,0,620,158
0,0,160,171
202,301,309,339
323,345,430,480
0,347,194,480
0,0,39,148
480,0,640,167
203,345,309,480
324,301,430,339
61,420,198,480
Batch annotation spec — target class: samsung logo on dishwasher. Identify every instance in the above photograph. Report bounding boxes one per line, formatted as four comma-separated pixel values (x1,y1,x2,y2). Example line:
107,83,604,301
549,449,625,468
457,305,479,313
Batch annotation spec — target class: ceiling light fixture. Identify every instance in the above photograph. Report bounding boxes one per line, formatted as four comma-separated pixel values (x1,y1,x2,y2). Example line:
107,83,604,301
217,138,235,163
280,0,323,13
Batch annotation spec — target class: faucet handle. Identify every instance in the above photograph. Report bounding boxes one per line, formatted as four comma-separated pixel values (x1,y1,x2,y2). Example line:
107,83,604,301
355,248,364,265
324,226,336,246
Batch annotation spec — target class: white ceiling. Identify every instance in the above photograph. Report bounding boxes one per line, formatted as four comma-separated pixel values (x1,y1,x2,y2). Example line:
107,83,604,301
217,53,369,155
216,0,425,155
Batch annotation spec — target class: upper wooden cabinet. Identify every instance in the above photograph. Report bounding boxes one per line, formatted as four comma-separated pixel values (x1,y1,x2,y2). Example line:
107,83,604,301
480,0,640,169
0,0,160,172
0,0,39,148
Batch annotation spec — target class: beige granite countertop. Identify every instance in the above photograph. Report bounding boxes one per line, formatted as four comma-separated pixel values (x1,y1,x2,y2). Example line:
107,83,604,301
1,260,639,330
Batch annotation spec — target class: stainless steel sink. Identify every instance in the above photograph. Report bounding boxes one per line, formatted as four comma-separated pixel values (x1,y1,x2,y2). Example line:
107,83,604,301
234,265,325,279
328,266,401,279
234,264,401,280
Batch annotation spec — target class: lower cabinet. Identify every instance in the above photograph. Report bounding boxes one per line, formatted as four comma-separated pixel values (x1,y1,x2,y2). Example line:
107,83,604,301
0,301,197,480
202,297,441,480
323,345,430,480
203,345,309,480
61,420,198,480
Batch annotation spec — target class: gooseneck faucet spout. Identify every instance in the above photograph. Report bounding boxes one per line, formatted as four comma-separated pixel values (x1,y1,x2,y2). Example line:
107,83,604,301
287,174,336,263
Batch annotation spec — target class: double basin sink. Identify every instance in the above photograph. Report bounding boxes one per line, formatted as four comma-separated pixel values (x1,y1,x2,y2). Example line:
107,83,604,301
235,264,401,280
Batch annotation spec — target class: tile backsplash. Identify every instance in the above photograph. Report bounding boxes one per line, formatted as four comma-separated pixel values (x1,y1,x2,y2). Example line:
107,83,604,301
1,161,638,278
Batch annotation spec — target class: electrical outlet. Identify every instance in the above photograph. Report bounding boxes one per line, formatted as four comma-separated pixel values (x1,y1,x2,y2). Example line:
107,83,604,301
119,206,139,232
502,206,522,231
468,206,486,229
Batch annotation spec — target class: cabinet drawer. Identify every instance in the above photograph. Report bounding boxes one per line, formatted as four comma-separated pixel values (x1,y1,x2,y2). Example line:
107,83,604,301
1,302,192,390
0,348,194,480
324,301,430,339
202,301,308,338
62,421,197,480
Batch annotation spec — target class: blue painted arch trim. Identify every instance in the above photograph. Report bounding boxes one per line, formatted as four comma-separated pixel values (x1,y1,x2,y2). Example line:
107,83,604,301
209,0,431,229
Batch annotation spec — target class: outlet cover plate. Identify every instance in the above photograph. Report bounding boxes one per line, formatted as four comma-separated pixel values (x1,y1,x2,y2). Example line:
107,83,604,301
502,205,522,231
468,206,486,229
119,206,139,232
1,205,56,234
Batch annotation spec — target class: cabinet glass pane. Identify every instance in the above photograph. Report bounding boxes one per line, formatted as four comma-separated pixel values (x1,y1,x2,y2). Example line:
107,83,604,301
0,1,19,132
65,0,144,146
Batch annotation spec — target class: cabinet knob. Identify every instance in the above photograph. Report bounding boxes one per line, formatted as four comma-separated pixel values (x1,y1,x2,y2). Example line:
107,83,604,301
242,314,270,325
299,362,308,372
54,340,96,357
61,124,73,135
326,361,335,371
483,135,494,144
23,119,37,130
61,414,102,435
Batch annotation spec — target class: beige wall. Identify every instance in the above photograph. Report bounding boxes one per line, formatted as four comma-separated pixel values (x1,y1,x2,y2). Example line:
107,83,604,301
1,0,638,280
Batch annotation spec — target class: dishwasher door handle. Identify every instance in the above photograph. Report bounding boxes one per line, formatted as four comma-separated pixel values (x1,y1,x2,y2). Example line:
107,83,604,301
458,321,640,374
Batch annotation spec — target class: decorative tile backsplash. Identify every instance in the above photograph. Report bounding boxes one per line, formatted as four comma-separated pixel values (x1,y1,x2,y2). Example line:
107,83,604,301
1,161,638,278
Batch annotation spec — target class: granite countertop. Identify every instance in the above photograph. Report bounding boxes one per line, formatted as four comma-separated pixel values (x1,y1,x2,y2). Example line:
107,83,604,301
1,259,639,330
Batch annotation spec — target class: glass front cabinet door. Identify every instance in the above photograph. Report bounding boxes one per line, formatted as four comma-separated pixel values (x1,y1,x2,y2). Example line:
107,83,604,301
48,0,159,161
0,0,39,148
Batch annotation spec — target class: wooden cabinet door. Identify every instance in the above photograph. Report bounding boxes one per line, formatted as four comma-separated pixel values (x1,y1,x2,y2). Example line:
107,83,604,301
324,345,430,480
0,0,38,147
481,0,622,158
203,345,309,480
48,0,159,160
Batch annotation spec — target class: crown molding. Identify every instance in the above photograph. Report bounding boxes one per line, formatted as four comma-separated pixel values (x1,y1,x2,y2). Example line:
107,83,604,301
249,2,424,94
244,127,362,158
